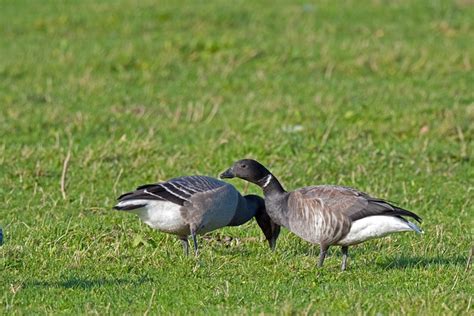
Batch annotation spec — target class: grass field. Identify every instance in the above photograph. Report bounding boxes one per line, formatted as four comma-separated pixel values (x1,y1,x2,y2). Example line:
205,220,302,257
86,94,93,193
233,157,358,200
1,0,473,314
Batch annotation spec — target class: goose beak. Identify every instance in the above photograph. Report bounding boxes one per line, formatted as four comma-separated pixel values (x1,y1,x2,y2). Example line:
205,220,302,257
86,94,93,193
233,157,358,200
219,168,235,179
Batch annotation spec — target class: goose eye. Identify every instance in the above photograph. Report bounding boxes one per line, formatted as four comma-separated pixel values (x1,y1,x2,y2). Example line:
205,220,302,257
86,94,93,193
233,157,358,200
241,164,247,169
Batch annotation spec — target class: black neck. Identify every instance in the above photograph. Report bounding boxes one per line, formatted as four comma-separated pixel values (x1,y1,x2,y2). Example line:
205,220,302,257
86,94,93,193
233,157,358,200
256,174,286,196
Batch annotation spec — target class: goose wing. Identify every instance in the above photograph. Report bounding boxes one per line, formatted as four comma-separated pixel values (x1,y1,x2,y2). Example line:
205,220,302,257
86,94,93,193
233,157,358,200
289,185,421,223
117,175,227,206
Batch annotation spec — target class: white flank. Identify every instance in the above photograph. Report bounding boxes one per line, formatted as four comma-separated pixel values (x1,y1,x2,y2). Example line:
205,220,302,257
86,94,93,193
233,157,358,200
338,216,421,246
118,200,188,235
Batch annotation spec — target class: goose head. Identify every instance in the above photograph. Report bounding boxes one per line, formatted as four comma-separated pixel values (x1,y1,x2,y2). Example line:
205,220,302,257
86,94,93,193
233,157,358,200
220,159,271,186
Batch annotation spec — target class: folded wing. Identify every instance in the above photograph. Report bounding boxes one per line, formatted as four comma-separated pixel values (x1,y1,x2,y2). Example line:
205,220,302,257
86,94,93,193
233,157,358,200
292,185,422,223
115,176,227,208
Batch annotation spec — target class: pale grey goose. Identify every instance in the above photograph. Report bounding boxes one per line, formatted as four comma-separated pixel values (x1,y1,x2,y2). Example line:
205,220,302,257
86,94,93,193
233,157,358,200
220,159,422,270
114,175,279,255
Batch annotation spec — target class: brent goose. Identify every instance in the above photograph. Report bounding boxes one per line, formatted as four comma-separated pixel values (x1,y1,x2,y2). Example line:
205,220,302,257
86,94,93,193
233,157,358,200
114,175,279,255
220,159,422,270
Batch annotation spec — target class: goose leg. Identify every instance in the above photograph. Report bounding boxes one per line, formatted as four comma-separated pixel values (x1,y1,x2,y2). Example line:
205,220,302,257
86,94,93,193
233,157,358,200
191,229,199,256
179,236,189,256
341,246,349,271
318,244,329,268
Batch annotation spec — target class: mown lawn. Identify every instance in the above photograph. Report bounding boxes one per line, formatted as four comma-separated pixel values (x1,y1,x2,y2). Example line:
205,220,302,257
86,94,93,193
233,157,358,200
1,0,473,314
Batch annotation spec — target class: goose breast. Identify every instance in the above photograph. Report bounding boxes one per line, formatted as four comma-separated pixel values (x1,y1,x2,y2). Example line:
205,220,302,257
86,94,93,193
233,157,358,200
181,183,239,234
287,186,352,245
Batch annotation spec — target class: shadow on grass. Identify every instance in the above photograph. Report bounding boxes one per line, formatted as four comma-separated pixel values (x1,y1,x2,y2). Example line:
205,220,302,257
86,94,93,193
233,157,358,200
26,276,153,289
379,255,467,269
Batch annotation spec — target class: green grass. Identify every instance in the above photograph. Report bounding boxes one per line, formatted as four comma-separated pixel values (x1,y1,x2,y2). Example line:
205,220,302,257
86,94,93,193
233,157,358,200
1,0,473,314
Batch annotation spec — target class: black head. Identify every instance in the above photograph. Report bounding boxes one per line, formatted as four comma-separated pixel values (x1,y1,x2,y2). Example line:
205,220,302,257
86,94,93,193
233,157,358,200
244,194,280,251
220,159,271,185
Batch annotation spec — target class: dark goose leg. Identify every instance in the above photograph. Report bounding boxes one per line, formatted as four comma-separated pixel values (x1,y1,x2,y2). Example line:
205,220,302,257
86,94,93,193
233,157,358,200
318,244,329,268
341,246,349,271
179,236,189,256
191,229,199,256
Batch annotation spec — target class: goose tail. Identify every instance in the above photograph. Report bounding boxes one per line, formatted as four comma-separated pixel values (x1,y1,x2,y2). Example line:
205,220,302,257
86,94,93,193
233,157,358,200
113,200,147,211
407,220,423,234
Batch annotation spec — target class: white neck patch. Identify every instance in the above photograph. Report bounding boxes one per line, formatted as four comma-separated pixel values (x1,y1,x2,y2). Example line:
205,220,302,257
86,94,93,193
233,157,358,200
262,174,272,188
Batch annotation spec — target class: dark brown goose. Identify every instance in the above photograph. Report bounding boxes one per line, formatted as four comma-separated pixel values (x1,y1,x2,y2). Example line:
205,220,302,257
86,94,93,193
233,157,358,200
114,175,279,255
220,159,422,270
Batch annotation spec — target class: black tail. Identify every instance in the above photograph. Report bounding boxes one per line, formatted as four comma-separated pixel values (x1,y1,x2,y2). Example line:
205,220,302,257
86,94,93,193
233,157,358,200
113,204,146,211
391,206,422,223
